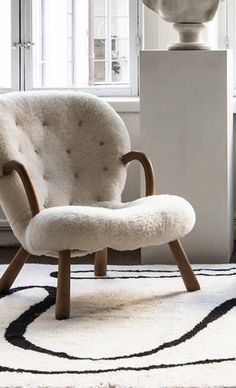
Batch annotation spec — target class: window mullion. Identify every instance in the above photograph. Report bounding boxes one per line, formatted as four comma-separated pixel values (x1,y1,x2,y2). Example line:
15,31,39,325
41,0,46,87
88,0,95,85
129,0,139,96
106,0,111,83
21,0,33,91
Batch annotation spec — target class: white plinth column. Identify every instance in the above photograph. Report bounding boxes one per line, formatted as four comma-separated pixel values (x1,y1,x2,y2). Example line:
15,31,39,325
140,50,233,264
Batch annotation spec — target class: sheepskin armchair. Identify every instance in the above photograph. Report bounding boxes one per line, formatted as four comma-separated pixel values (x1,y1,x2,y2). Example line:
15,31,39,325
0,91,200,320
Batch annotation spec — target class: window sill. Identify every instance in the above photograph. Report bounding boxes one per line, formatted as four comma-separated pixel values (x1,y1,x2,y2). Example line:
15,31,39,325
104,97,236,116
102,97,140,113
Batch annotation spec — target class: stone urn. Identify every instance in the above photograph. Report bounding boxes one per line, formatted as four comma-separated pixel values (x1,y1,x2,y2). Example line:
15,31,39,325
142,0,222,50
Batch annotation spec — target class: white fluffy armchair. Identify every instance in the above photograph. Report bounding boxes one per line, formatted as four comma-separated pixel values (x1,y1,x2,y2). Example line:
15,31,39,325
0,91,200,320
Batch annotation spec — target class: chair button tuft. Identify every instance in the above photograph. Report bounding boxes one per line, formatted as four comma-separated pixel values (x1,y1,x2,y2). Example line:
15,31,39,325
103,167,108,172
67,149,71,154
78,120,83,126
74,173,78,179
100,141,104,146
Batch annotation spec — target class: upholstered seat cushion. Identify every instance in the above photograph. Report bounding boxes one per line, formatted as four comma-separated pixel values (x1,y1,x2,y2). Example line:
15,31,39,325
24,194,195,257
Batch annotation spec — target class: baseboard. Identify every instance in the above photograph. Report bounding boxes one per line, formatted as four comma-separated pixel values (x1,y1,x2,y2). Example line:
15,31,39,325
0,219,18,246
234,219,236,240
0,219,10,230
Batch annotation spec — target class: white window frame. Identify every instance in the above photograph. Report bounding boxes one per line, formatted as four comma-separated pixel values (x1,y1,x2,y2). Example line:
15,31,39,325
0,0,20,93
21,0,140,96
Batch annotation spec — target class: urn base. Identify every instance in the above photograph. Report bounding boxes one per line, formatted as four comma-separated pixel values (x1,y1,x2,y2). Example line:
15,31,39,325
169,23,209,50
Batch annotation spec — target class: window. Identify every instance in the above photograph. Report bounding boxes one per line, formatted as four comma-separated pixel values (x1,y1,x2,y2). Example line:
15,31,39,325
1,0,140,96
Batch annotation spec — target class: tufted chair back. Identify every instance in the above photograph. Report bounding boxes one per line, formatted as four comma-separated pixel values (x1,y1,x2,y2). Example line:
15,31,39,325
0,91,130,243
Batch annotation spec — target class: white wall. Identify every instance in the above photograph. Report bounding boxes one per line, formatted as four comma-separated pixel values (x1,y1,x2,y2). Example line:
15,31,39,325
120,113,141,202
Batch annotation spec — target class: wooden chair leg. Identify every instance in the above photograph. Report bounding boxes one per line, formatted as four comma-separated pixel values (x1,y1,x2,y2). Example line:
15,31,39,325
169,239,200,292
0,247,30,293
55,250,71,320
94,248,107,276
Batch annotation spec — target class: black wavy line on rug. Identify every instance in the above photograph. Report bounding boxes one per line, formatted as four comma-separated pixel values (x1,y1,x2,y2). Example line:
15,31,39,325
3,285,236,363
60,267,236,273
0,357,235,375
50,272,236,280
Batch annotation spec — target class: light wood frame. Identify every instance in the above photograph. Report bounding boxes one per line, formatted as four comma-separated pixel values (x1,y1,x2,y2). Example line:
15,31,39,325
0,154,200,320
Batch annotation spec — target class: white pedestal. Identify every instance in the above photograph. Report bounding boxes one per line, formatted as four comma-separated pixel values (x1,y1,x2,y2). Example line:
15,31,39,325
140,50,233,264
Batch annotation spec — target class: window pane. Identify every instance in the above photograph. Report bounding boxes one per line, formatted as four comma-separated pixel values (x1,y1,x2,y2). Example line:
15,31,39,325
94,39,106,60
110,0,128,16
94,61,106,82
94,0,105,16
91,0,129,85
94,17,106,38
111,16,129,38
112,60,128,82
32,0,74,88
112,38,129,60
0,0,11,88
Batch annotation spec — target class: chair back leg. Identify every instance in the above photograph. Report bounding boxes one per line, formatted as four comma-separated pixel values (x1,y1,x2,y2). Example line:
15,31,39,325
56,250,71,320
94,248,107,276
0,247,29,293
169,240,200,292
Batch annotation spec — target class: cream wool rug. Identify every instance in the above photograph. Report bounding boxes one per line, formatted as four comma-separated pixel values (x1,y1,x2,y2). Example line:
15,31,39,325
0,263,236,388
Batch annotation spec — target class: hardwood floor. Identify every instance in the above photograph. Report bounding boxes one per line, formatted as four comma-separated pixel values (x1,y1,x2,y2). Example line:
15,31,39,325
0,247,141,265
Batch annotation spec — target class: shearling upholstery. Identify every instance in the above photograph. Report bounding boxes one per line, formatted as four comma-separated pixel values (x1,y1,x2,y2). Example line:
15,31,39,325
0,91,195,257
25,195,195,256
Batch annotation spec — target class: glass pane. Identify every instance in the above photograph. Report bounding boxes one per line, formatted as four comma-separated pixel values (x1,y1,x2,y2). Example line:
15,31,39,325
111,38,128,61
110,0,128,16
94,61,106,82
94,39,106,60
94,16,106,39
111,16,129,38
0,0,11,88
32,0,74,88
94,0,105,16
112,60,128,82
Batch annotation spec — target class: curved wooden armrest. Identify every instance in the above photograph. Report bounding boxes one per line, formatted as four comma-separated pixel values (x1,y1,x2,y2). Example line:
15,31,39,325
122,151,155,196
3,160,41,217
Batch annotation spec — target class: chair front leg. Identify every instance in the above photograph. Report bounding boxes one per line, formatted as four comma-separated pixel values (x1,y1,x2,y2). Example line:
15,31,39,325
0,247,30,293
94,248,107,276
169,239,200,292
55,250,71,320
